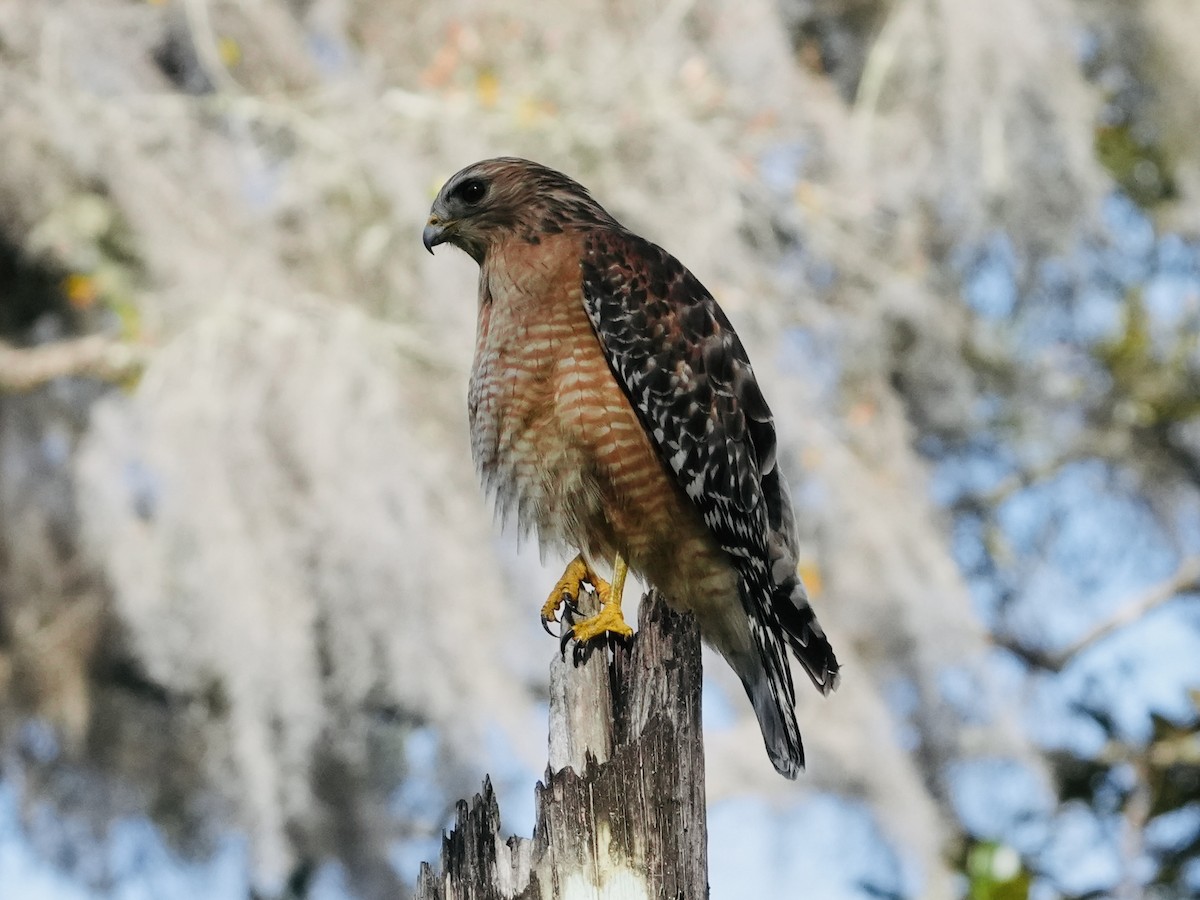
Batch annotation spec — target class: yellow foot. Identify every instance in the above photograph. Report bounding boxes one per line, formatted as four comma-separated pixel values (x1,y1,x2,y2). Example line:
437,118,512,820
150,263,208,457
540,554,598,633
566,597,634,645
545,554,634,663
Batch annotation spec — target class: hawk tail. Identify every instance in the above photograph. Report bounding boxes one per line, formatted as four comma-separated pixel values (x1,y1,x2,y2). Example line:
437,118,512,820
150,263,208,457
738,651,806,779
734,573,841,779
774,574,840,697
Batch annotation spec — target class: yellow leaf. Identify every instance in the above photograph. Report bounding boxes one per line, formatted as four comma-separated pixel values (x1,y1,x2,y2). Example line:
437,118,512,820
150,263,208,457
797,561,823,598
476,70,500,108
218,36,241,68
516,96,550,128
64,273,98,310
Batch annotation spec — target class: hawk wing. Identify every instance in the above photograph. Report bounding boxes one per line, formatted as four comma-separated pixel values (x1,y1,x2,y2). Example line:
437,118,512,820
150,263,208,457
578,228,840,745
579,229,779,567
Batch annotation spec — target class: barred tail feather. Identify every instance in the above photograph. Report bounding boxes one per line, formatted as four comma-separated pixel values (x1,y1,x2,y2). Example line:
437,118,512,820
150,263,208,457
774,575,841,696
731,570,841,778
736,651,806,779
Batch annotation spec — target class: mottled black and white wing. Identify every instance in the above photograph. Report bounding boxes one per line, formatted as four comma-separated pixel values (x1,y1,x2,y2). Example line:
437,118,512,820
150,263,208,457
578,228,839,776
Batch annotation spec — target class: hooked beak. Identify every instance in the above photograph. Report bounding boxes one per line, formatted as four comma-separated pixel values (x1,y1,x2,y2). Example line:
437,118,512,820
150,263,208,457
423,216,448,254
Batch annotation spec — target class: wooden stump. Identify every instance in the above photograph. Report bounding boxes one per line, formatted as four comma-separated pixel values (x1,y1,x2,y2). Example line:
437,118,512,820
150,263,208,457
414,590,708,899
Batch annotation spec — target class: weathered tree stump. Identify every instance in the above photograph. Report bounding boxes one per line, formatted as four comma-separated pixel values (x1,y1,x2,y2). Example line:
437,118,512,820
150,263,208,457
414,589,708,899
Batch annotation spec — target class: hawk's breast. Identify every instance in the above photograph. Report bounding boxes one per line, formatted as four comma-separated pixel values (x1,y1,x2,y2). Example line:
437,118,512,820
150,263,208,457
468,240,628,554
467,235,738,619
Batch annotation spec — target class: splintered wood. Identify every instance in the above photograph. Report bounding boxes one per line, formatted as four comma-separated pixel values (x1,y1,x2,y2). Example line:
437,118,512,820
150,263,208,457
414,590,709,899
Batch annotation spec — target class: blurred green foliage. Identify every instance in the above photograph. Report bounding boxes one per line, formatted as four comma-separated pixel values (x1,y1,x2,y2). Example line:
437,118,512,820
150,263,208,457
1094,123,1177,209
963,842,1031,900
1095,290,1200,429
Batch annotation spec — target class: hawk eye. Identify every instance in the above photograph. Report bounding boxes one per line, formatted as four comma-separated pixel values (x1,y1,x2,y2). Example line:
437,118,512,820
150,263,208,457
454,178,487,205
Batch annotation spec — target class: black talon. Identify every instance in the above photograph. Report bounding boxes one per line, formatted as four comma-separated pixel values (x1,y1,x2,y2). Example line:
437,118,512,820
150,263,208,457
541,614,557,637
564,609,580,629
559,626,575,658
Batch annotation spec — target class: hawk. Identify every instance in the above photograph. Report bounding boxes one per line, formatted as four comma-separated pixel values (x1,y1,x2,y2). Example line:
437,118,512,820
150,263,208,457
423,158,839,777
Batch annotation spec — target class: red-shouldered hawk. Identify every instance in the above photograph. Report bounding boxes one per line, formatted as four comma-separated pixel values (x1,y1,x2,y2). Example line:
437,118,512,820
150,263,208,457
424,158,839,777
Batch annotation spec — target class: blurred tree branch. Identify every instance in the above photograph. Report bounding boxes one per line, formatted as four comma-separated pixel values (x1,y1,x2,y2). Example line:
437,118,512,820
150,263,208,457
996,556,1200,670
182,0,244,94
0,336,144,392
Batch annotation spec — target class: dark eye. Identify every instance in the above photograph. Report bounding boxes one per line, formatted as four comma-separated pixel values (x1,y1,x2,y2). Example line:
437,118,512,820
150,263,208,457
453,178,487,205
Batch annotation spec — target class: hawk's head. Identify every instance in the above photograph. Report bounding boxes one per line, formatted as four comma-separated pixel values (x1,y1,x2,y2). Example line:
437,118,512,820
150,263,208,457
423,157,618,263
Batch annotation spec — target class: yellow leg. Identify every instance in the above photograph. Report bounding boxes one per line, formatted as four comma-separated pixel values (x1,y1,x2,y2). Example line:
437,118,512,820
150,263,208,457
566,554,634,644
540,553,634,645
541,554,591,630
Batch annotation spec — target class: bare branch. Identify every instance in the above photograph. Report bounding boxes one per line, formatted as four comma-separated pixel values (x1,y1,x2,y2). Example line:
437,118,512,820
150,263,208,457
0,336,145,392
997,556,1200,671
1115,761,1152,900
1060,556,1200,662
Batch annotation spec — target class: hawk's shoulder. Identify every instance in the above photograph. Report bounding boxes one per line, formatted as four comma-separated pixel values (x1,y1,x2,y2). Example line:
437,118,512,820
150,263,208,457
577,226,778,549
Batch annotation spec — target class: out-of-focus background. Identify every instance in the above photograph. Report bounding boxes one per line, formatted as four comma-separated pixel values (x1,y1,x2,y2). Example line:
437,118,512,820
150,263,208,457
1,1,1198,898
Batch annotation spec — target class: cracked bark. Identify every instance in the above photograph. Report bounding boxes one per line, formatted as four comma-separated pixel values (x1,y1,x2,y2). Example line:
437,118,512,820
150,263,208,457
414,589,708,900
